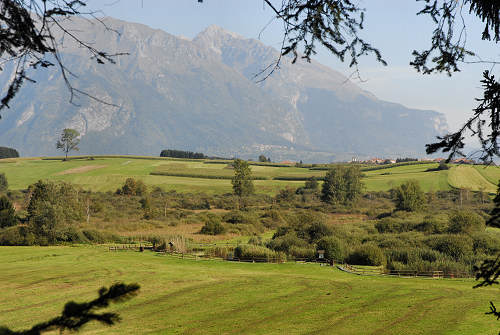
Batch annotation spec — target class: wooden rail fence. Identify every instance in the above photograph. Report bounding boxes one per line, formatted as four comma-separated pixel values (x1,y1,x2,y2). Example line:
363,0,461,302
107,245,472,279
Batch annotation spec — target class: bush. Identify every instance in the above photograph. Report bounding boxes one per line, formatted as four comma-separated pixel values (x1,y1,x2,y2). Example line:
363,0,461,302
260,209,284,228
276,187,296,203
472,232,500,255
427,234,473,261
205,246,234,258
392,180,425,211
304,177,319,191
82,229,121,243
0,226,26,245
348,244,386,266
234,245,286,262
316,236,345,261
448,210,485,234
415,215,448,234
0,173,7,192
321,166,363,205
223,211,258,225
200,215,225,235
288,246,316,260
116,178,147,196
248,236,263,246
55,227,90,243
306,221,333,243
267,233,308,253
375,217,416,233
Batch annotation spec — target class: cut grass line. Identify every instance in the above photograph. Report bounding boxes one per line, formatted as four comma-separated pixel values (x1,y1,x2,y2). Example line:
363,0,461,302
448,166,497,193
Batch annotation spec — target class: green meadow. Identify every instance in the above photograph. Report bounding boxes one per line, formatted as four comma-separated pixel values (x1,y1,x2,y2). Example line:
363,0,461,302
2,156,500,194
0,246,496,335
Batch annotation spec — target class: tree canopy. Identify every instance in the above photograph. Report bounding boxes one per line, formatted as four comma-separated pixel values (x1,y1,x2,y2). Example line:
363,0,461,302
56,128,80,159
0,147,19,159
231,159,254,198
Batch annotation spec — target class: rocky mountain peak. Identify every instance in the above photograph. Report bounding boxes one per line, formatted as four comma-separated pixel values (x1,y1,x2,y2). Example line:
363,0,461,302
0,18,448,161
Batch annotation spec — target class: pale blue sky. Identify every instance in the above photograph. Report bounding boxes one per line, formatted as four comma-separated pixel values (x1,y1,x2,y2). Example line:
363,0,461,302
86,0,499,131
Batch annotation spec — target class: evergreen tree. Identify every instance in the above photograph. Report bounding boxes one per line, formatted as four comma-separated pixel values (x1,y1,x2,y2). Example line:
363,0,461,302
0,196,17,229
487,181,500,228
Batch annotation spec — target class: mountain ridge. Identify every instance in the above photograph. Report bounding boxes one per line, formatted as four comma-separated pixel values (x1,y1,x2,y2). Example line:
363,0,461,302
0,17,447,162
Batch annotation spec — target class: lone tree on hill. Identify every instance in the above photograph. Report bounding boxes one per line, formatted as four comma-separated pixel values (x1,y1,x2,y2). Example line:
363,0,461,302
56,128,80,160
231,159,254,199
0,282,140,335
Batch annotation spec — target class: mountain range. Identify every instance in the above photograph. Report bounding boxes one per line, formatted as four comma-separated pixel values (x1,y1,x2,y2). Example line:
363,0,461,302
0,17,448,162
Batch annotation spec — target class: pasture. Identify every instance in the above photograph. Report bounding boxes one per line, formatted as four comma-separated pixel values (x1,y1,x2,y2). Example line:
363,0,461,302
0,246,497,334
1,156,500,194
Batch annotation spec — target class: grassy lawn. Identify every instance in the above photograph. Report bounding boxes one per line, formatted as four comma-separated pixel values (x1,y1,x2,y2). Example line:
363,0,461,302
0,246,497,334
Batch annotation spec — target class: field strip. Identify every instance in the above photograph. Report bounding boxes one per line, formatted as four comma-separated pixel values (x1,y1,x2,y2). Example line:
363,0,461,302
447,165,497,192
55,165,108,175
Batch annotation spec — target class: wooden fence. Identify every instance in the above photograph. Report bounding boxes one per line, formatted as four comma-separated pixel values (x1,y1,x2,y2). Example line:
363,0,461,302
107,245,473,279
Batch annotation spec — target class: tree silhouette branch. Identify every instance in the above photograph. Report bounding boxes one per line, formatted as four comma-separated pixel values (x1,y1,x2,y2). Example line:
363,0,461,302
0,282,140,335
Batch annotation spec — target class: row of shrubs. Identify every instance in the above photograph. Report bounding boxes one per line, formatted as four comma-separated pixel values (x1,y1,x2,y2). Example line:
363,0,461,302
150,172,269,180
0,225,121,246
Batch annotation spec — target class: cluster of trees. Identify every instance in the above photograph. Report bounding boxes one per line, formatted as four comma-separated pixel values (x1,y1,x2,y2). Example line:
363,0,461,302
115,178,147,196
160,149,206,159
320,166,363,205
0,177,123,246
0,147,19,159
258,155,271,163
396,158,418,163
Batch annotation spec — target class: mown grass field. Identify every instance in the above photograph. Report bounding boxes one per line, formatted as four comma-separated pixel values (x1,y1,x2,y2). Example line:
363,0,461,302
0,246,497,335
1,156,500,194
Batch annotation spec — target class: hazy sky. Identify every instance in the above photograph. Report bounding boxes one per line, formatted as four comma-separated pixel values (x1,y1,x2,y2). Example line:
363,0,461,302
86,0,499,131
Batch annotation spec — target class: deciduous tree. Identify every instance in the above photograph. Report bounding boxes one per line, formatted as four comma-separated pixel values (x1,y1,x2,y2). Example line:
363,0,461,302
56,128,80,160
393,180,425,212
231,159,254,198
321,165,363,205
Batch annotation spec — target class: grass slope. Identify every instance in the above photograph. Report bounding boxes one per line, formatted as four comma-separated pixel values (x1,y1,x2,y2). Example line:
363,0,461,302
473,165,500,186
363,164,451,192
0,246,496,334
2,156,500,194
448,165,497,193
